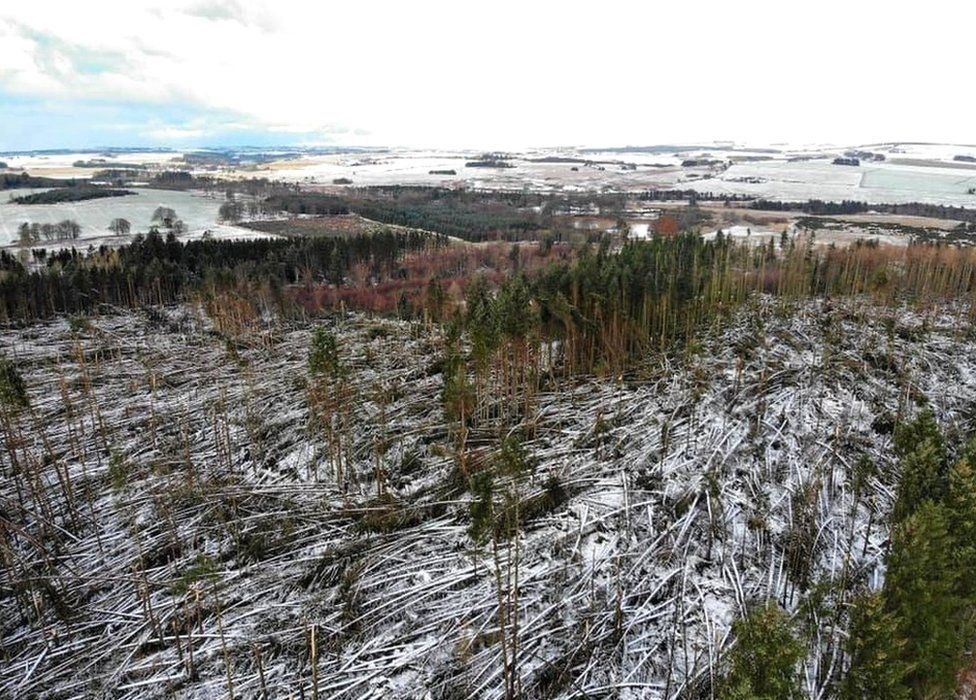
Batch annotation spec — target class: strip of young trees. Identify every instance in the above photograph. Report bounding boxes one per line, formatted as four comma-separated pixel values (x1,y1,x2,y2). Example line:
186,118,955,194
752,198,976,224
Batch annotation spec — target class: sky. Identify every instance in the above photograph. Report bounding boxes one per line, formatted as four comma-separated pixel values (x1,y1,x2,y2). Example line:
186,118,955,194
0,0,973,152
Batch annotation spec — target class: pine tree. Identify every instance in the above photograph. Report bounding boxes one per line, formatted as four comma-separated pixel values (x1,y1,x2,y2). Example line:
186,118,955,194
719,603,803,700
885,501,962,697
893,410,944,461
945,454,976,608
308,327,341,379
842,592,908,699
892,412,946,523
0,354,28,410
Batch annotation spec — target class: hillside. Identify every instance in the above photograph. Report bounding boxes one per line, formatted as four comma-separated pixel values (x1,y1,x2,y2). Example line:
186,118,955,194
3,296,975,698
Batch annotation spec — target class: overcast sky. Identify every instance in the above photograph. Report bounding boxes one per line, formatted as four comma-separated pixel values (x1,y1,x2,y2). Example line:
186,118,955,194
0,0,973,151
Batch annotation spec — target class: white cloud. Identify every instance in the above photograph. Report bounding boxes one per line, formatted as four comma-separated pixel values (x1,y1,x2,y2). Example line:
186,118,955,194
146,124,209,141
0,0,974,148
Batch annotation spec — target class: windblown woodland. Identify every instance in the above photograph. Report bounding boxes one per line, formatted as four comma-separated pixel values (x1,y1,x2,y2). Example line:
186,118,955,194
4,185,976,699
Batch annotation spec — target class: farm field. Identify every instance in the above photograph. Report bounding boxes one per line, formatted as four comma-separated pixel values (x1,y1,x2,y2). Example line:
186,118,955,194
0,188,259,247
9,143,976,207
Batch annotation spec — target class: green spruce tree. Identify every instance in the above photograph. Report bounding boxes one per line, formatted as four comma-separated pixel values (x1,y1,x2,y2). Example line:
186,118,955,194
719,603,803,700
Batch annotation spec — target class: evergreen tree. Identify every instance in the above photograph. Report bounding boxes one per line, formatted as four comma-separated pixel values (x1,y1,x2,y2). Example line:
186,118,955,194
0,354,28,410
842,592,908,699
892,411,946,523
885,501,962,696
945,454,976,608
465,275,499,370
308,326,341,378
467,470,494,546
719,603,803,700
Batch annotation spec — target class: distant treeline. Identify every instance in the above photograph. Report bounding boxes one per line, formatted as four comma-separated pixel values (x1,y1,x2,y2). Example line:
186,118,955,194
11,187,134,205
261,192,350,216
636,189,752,203
93,168,149,182
1,173,84,190
751,198,976,223
0,228,440,321
15,220,81,244
465,160,515,169
95,170,285,195
73,159,144,169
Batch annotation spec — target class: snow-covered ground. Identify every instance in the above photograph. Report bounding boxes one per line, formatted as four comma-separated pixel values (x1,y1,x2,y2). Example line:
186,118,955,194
3,298,975,698
0,151,181,178
0,188,262,247
240,144,976,205
7,143,976,206
681,159,976,206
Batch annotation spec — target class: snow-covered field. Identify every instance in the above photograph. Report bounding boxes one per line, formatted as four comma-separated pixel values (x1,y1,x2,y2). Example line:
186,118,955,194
3,299,975,698
681,160,976,206
0,188,262,247
0,151,180,179
236,144,976,205
7,143,976,207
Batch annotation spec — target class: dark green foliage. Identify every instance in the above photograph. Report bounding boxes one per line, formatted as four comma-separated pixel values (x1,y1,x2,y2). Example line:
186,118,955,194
68,316,90,334
261,192,349,216
344,187,543,242
107,451,128,492
784,480,820,593
530,234,740,373
892,411,946,524
171,554,218,595
495,274,535,340
0,172,84,190
719,603,803,700
441,341,474,427
465,275,501,368
496,435,533,479
946,454,976,603
467,471,495,546
308,327,341,378
0,229,435,321
842,593,909,699
885,502,962,696
751,198,976,224
11,187,133,204
850,455,878,497
0,354,28,410
846,414,976,698
893,410,944,460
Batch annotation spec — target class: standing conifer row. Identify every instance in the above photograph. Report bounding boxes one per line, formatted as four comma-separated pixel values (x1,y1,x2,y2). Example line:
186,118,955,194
843,412,976,697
